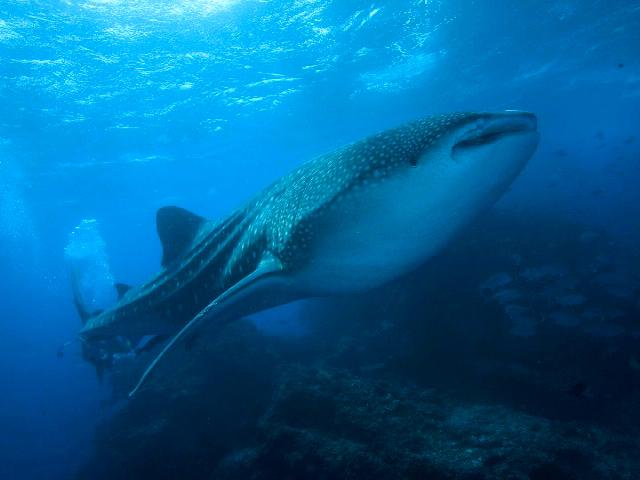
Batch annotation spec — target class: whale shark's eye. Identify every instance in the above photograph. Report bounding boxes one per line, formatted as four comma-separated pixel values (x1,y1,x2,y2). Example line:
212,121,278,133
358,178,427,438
409,154,418,167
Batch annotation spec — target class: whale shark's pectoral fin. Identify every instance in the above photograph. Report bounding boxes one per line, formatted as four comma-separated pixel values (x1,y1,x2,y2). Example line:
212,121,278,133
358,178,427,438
114,283,133,300
129,255,284,397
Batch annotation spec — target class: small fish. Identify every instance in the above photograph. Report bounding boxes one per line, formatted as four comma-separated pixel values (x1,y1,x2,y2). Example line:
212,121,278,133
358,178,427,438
510,253,523,268
493,289,523,304
479,272,513,295
567,381,588,397
556,293,587,307
520,265,566,282
549,311,581,327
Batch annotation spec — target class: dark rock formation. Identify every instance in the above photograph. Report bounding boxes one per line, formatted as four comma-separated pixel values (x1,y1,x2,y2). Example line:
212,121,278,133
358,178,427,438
77,212,640,480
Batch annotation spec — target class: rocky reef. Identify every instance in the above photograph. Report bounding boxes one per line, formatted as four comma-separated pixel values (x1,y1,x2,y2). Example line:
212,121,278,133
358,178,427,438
77,212,640,479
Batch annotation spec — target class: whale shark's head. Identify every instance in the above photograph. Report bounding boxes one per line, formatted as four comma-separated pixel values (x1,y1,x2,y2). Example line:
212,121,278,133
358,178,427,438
412,110,538,192
298,110,539,292
401,110,539,224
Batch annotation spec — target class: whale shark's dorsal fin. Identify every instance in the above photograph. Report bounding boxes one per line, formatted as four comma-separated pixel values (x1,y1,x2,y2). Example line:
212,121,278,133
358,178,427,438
114,283,133,299
156,206,206,268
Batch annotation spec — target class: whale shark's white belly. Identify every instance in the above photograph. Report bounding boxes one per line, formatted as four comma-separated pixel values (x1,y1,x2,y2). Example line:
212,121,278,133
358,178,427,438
294,167,459,293
293,131,537,295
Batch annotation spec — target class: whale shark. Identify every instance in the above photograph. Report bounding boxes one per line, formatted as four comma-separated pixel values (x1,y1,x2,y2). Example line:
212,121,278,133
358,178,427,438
73,110,539,395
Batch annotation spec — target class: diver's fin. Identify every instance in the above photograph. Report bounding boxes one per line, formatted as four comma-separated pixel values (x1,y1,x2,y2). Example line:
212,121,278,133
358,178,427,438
129,256,283,397
156,206,206,268
114,283,133,300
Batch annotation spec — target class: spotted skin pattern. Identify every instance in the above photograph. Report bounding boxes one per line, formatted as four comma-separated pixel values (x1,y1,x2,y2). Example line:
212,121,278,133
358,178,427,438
79,113,481,339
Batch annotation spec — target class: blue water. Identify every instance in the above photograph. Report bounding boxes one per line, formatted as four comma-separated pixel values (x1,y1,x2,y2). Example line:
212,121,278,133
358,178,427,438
1,1,639,479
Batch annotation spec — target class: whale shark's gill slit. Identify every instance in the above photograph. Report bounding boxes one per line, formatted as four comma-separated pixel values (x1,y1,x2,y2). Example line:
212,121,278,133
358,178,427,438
131,210,252,323
177,214,252,302
187,209,246,266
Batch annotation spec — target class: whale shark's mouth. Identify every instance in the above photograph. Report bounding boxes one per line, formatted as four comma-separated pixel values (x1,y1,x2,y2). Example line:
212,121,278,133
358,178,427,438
453,111,537,153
